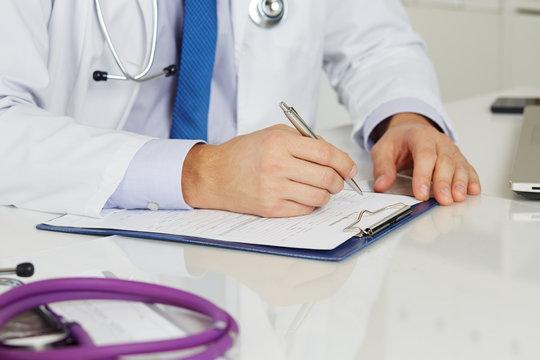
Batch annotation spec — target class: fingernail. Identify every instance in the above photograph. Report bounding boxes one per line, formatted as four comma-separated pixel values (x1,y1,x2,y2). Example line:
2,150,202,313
420,184,430,198
347,164,357,179
375,174,385,186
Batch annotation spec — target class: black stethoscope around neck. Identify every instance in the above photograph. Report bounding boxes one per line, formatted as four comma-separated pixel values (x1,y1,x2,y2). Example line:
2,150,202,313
93,0,286,83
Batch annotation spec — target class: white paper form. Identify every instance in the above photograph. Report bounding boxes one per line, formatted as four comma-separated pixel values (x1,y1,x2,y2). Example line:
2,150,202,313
49,299,186,346
45,191,419,250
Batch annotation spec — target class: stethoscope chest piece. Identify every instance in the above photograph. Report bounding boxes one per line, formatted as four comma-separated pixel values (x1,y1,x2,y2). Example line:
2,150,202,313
249,0,286,28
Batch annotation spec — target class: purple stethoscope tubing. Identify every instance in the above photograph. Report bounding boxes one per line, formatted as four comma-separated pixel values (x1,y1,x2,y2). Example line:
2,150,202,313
0,277,238,360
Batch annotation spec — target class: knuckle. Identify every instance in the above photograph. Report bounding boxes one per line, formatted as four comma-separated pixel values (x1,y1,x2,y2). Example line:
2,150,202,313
437,153,455,168
313,190,330,206
434,179,451,190
452,181,467,192
258,199,282,218
320,168,337,189
257,156,282,175
454,164,469,177
417,147,437,163
316,143,333,164
343,152,355,168
331,179,345,194
261,130,287,149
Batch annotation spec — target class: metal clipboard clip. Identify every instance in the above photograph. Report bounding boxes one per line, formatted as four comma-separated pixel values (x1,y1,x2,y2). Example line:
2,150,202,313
343,202,412,237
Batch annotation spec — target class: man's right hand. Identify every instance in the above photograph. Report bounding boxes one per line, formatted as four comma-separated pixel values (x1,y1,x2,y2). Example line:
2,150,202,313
181,124,358,217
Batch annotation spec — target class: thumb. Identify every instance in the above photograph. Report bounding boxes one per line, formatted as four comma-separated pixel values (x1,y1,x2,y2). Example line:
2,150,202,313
370,144,397,193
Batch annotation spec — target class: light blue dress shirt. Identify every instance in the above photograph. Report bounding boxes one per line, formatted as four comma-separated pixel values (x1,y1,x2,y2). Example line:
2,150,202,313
106,0,236,210
106,0,448,211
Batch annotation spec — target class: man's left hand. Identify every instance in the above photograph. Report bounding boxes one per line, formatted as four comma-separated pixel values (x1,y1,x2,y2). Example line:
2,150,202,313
370,113,481,205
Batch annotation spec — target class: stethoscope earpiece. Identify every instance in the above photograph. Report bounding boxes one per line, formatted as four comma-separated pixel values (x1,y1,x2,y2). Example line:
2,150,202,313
93,70,108,82
0,262,35,277
249,0,286,28
163,64,178,77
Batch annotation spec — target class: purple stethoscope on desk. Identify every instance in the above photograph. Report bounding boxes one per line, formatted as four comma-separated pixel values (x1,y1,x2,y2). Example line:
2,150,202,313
0,263,238,360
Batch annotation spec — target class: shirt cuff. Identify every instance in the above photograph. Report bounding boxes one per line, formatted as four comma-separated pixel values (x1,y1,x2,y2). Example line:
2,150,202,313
353,98,454,151
105,139,202,210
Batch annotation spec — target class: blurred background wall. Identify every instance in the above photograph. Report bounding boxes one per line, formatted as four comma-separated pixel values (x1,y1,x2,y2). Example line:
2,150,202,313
316,0,540,129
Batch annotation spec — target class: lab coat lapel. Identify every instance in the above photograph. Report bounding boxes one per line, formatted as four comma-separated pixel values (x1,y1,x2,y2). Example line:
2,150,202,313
231,0,250,135
231,0,250,69
135,0,154,66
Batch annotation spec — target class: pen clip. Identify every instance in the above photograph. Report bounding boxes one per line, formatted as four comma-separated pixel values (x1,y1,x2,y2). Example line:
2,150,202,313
343,202,412,237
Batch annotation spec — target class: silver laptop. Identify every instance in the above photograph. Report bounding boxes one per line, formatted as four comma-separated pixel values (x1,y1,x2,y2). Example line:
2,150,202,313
509,105,540,199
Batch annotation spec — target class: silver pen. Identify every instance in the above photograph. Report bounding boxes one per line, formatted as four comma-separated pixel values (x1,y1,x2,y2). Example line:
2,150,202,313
279,101,363,196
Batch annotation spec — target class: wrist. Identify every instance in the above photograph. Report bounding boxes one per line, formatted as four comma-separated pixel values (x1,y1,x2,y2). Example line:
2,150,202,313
387,112,433,127
182,144,218,209
371,112,441,143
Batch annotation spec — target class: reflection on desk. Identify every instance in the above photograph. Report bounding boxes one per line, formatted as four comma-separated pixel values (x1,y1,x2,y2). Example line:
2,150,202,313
113,235,395,359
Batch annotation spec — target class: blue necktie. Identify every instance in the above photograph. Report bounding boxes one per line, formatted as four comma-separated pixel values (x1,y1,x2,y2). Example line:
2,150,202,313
171,0,217,140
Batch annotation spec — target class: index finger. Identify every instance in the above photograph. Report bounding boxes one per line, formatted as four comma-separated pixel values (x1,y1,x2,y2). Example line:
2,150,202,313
288,136,357,180
410,137,437,201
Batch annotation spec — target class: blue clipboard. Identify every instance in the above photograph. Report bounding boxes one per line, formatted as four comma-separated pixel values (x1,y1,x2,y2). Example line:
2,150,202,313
36,199,437,261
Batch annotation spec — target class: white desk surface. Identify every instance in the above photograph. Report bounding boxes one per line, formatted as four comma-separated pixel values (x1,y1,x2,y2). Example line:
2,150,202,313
2,89,540,360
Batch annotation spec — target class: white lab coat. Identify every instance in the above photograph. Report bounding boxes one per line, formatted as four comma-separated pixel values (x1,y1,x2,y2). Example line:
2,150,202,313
0,0,449,216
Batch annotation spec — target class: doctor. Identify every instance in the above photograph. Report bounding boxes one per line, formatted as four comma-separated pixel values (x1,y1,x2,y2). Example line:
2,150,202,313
0,0,479,218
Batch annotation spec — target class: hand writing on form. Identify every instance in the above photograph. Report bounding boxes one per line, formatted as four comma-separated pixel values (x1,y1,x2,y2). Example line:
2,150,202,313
182,124,357,218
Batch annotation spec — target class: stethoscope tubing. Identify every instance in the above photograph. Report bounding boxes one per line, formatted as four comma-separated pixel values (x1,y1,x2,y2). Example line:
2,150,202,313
94,0,160,82
0,277,238,360
94,0,285,82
